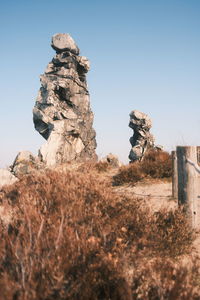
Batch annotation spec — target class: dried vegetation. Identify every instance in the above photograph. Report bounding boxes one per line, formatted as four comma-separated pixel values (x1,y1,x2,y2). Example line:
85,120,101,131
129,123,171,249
0,152,199,299
113,150,172,186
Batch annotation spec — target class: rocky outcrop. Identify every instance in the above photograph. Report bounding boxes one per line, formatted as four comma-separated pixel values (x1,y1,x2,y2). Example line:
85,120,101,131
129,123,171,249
0,169,17,189
101,153,122,168
11,151,41,177
129,110,154,162
33,33,97,166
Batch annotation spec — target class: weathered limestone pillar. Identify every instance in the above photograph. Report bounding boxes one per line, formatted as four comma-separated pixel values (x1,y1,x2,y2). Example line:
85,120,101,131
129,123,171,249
33,33,97,166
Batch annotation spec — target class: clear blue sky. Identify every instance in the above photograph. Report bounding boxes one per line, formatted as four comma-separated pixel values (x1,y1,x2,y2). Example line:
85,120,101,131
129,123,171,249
0,0,200,167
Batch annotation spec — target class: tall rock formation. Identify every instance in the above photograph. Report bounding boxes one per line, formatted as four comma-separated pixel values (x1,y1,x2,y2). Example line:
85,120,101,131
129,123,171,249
129,110,154,162
33,33,97,166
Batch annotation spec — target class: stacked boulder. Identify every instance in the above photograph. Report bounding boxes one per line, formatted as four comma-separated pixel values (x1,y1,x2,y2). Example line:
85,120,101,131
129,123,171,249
33,33,97,166
129,110,154,162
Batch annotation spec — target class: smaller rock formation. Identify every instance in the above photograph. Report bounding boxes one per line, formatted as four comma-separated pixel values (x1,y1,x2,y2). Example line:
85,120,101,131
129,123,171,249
129,110,154,162
11,151,40,177
101,153,122,168
0,169,17,189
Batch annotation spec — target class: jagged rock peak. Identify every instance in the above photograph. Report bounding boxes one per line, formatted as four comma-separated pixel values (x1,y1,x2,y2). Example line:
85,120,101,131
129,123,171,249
33,33,97,166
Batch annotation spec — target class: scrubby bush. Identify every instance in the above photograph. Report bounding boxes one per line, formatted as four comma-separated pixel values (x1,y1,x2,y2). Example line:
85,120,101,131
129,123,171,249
141,149,172,178
131,258,200,300
78,160,111,174
0,169,196,299
113,150,172,186
113,163,144,186
151,209,194,256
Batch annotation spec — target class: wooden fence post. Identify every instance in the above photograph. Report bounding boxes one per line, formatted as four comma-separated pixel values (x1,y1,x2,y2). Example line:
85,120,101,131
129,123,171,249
176,146,200,229
172,151,178,199
197,146,200,165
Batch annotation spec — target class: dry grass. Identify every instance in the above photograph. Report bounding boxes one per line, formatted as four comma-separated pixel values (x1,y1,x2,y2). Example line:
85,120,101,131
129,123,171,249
0,166,197,299
113,150,172,186
141,149,172,179
131,258,200,300
76,161,112,175
113,162,145,186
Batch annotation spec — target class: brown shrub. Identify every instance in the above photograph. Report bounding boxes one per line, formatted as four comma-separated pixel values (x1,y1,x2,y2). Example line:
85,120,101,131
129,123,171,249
113,150,172,186
113,163,144,186
0,169,195,299
151,209,194,257
78,161,111,174
93,161,111,172
141,149,172,178
131,258,200,300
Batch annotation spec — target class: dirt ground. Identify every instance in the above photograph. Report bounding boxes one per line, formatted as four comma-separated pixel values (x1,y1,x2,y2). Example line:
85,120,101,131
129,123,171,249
114,178,177,212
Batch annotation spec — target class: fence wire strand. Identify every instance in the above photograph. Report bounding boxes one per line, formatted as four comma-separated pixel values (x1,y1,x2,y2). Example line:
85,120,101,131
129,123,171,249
185,157,200,174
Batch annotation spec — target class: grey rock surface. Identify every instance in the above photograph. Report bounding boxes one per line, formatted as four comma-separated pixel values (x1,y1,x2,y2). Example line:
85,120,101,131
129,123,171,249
33,33,97,166
101,153,122,168
11,151,41,177
129,110,154,162
0,169,17,188
51,33,80,55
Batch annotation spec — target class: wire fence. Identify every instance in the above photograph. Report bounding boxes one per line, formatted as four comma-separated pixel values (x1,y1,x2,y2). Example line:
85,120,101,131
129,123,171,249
185,158,200,174
184,146,200,174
